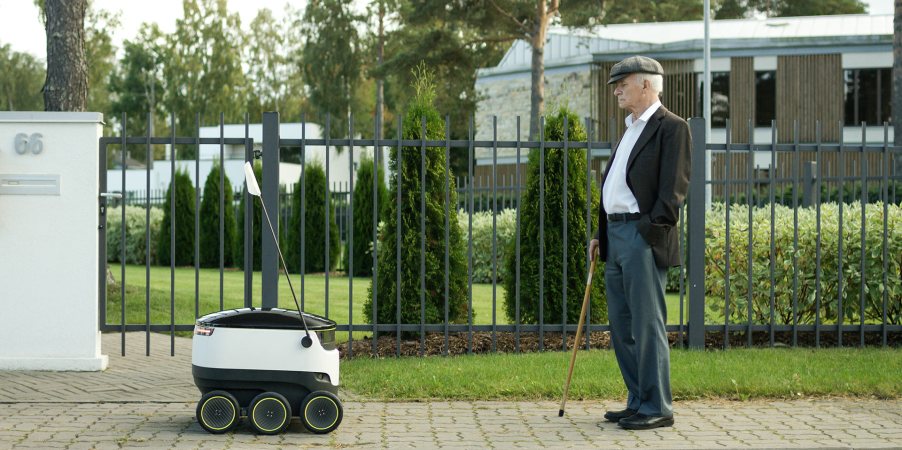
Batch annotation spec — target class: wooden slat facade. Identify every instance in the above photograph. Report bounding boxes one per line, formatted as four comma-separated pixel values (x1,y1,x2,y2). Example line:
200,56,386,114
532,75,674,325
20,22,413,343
730,57,755,143
776,54,843,143
661,59,698,124
592,59,697,140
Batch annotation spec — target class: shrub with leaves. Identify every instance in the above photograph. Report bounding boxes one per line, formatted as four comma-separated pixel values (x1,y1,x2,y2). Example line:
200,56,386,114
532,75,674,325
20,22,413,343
286,161,340,273
457,209,517,283
199,162,237,268
705,202,901,325
345,156,387,276
504,106,605,325
365,65,469,327
106,206,164,264
156,169,196,266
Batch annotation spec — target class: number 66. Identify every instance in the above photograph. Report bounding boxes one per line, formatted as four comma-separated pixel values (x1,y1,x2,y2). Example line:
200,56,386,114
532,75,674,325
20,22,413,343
14,133,44,155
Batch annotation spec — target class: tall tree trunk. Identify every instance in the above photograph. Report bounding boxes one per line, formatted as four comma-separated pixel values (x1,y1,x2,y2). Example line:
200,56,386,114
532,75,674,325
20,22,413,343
43,0,88,111
894,0,902,176
529,0,549,140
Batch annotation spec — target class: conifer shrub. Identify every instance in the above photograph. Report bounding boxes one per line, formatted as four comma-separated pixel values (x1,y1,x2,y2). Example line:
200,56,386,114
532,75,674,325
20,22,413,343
199,162,237,268
156,169,196,266
365,66,470,328
503,106,606,325
345,156,387,276
286,161,340,273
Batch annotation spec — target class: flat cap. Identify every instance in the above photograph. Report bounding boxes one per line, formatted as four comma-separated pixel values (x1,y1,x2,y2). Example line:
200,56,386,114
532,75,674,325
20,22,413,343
607,55,664,85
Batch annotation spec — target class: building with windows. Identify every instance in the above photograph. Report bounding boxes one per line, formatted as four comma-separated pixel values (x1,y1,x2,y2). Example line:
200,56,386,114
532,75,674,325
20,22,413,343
474,13,894,181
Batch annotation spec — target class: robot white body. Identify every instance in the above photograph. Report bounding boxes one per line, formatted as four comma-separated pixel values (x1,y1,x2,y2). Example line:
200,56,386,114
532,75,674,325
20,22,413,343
192,313,340,385
191,308,342,434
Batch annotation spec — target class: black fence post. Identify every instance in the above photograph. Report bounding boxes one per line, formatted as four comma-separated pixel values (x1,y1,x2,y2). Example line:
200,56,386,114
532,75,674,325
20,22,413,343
262,112,280,309
803,161,818,207
688,118,706,349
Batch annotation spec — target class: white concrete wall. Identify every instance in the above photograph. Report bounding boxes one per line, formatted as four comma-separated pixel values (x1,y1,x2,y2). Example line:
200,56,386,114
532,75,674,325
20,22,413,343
0,112,108,371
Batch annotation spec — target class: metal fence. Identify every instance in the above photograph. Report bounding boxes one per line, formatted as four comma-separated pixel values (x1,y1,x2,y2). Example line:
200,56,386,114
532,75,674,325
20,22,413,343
98,112,902,357
121,178,521,246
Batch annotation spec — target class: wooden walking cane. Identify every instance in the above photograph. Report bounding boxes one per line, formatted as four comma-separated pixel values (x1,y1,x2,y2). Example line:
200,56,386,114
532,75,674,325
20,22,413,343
559,257,597,417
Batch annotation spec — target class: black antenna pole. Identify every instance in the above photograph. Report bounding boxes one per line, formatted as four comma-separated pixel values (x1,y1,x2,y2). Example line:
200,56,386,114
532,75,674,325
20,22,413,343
255,197,313,348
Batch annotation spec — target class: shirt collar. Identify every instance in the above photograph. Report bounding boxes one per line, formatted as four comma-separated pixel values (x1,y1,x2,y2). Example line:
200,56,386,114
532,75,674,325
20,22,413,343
625,100,662,127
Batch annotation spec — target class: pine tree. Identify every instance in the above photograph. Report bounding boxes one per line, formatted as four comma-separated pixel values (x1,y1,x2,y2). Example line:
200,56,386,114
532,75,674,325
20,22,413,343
344,156,387,276
365,66,469,328
199,162,237,268
503,106,605,325
157,168,196,266
285,162,340,273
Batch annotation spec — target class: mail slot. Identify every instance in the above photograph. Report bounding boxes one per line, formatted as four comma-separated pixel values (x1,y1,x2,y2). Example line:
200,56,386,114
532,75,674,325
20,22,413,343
0,174,61,196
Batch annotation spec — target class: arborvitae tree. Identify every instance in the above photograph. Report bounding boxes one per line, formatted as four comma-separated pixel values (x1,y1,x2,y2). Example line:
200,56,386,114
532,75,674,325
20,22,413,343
504,106,605,325
365,66,469,328
286,162,339,273
237,160,263,271
199,162,237,268
156,168,196,266
344,156,387,276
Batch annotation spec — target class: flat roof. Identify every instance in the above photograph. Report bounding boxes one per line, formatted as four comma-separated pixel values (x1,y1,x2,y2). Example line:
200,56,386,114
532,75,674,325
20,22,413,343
482,14,891,77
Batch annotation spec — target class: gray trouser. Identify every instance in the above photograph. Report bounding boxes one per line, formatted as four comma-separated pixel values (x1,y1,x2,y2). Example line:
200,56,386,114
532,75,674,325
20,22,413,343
604,220,672,417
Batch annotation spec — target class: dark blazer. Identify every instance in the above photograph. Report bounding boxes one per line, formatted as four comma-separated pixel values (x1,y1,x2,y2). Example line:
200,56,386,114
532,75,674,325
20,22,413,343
595,105,691,268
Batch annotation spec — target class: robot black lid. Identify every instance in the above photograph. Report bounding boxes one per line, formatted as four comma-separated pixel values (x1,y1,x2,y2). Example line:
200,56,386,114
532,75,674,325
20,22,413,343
196,308,335,331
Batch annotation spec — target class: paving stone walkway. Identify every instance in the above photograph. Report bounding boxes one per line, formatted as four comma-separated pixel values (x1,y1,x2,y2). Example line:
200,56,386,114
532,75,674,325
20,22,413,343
0,332,900,449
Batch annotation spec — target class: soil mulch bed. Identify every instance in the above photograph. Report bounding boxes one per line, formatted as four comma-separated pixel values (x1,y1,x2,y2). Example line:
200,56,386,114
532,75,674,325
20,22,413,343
338,330,901,358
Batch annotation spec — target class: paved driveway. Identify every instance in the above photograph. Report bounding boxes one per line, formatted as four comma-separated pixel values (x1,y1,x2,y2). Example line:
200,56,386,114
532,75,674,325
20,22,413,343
0,332,899,449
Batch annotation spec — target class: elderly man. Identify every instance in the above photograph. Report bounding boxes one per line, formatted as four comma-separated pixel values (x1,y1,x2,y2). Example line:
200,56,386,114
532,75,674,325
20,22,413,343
589,56,691,430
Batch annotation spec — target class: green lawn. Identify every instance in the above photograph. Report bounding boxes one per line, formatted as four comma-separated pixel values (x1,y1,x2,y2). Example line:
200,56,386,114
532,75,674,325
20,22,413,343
104,265,901,402
105,264,684,341
341,347,902,400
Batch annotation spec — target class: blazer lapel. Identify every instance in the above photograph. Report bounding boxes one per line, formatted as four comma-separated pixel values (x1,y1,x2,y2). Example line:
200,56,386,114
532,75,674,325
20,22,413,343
625,106,666,172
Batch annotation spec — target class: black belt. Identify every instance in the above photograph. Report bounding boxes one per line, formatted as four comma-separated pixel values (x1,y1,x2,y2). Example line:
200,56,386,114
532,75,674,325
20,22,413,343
607,212,641,222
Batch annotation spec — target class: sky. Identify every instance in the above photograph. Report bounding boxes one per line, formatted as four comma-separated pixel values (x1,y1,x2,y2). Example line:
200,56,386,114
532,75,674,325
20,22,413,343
0,0,894,61
0,0,309,60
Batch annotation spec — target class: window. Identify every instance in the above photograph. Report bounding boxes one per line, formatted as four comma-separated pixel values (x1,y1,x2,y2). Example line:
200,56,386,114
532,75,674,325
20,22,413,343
711,72,730,127
844,68,892,126
698,72,730,127
755,71,776,127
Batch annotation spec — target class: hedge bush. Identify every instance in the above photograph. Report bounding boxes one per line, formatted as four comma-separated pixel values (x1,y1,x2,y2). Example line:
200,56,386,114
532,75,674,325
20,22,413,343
365,66,469,327
106,206,163,264
285,161,339,273
199,162,237,268
345,156,387,276
705,202,901,325
457,209,517,284
722,180,902,208
156,169,196,266
504,106,605,325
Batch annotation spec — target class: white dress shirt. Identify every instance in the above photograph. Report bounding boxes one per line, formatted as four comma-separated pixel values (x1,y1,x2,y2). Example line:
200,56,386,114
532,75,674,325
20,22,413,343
602,101,662,214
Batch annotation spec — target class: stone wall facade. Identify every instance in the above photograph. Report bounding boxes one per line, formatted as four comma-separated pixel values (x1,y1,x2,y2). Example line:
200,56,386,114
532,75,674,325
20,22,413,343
474,67,592,160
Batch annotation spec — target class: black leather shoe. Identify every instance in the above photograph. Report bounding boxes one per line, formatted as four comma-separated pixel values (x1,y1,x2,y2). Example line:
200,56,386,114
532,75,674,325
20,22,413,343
603,408,637,422
618,413,675,430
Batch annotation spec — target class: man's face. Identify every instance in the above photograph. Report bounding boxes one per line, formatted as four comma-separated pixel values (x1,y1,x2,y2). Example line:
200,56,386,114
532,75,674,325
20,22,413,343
613,74,648,112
